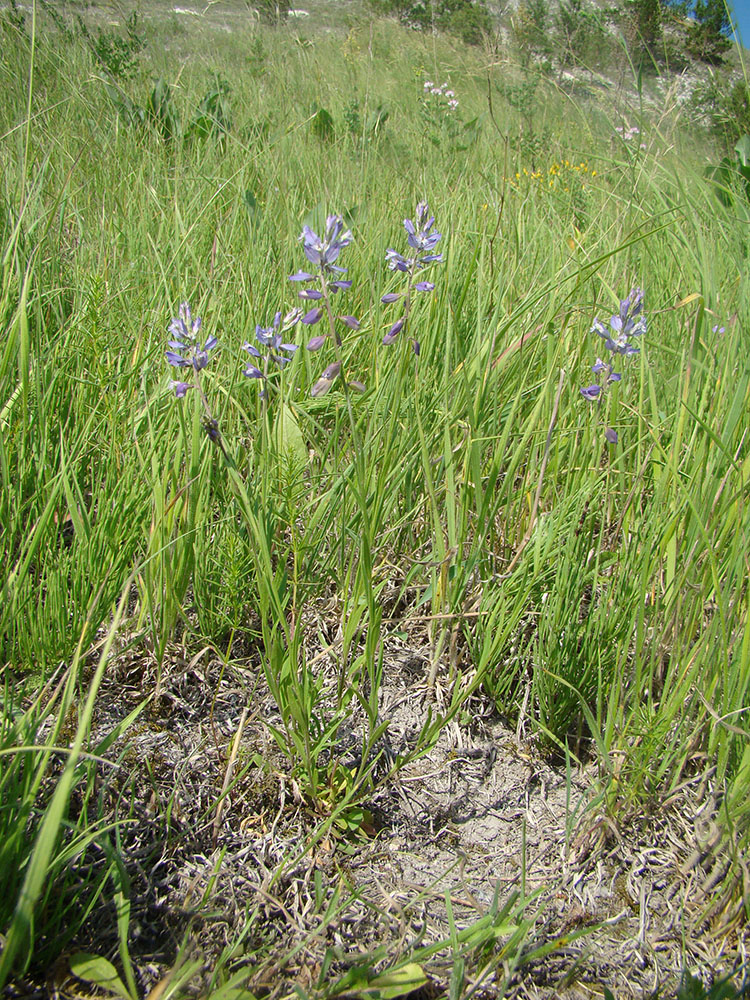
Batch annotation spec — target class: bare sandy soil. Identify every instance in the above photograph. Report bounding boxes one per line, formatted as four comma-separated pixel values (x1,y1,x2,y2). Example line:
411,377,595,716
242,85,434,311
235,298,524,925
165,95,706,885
31,633,744,1000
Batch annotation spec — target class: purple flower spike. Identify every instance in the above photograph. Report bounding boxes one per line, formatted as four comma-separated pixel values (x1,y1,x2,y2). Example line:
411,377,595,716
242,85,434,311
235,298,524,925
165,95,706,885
593,288,646,355
580,385,602,401
404,206,441,254
339,315,360,330
383,317,405,345
168,301,202,342
385,201,444,280
244,312,298,378
381,292,401,304
307,335,326,351
415,281,435,292
165,302,217,371
299,215,353,275
604,427,618,444
311,361,342,397
301,307,324,325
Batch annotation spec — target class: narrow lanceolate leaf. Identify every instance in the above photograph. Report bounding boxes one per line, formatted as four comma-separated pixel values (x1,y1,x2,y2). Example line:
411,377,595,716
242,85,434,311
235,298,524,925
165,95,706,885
68,954,132,1000
275,403,308,466
362,963,429,999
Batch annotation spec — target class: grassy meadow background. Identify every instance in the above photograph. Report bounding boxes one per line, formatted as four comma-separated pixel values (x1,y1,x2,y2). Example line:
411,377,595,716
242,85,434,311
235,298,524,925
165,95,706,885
1,0,749,995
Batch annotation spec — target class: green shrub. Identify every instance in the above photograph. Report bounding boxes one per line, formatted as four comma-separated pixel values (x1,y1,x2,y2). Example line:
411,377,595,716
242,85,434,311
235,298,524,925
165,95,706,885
76,9,145,80
371,0,493,45
691,77,750,147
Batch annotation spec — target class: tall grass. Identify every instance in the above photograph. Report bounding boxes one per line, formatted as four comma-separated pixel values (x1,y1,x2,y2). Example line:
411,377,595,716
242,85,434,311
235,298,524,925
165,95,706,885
0,1,748,989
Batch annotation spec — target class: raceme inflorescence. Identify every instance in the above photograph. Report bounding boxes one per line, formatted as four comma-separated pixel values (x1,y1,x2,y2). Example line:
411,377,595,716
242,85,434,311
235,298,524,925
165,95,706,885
381,201,443,356
580,287,646,444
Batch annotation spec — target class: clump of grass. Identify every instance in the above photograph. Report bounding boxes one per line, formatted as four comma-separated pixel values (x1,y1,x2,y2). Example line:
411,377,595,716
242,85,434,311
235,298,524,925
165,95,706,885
1,2,749,994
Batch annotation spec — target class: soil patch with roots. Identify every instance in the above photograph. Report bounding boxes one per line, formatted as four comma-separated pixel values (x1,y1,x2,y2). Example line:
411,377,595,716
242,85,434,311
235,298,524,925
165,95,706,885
14,635,748,1000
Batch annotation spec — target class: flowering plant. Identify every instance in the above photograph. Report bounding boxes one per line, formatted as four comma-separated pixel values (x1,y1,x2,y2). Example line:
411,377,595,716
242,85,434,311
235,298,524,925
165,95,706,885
289,214,362,396
581,287,646,444
242,309,300,382
381,201,443,356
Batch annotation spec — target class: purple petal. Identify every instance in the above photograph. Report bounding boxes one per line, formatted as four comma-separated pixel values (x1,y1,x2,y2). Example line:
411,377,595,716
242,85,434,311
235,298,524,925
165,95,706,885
165,351,189,367
604,427,618,444
311,377,334,398
299,289,323,300
168,319,188,340
301,307,323,325
580,384,602,401
310,361,342,398
243,364,265,379
307,335,326,351
243,342,262,357
170,380,193,397
381,292,401,304
383,317,405,345
591,319,608,339
385,250,410,272
330,280,353,291
339,315,360,330
415,281,435,292
320,361,341,380
412,339,420,355
289,271,315,282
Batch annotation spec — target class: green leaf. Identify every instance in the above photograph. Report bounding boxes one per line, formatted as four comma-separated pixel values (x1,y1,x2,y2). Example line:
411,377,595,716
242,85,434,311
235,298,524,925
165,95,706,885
359,963,429,999
704,158,736,206
275,403,308,467
243,189,257,215
734,134,750,169
311,107,334,142
69,953,133,1000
